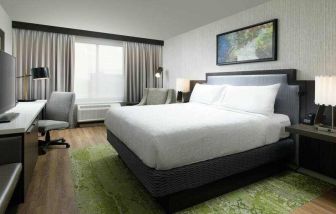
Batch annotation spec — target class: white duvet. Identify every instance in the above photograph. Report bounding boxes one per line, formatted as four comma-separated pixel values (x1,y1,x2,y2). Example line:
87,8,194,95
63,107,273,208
104,103,290,170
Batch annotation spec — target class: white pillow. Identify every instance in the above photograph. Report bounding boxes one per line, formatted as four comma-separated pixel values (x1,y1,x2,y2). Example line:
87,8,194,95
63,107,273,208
219,84,281,115
189,83,227,105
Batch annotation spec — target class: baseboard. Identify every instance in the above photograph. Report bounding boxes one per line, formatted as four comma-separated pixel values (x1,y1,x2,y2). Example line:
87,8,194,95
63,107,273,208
78,121,105,128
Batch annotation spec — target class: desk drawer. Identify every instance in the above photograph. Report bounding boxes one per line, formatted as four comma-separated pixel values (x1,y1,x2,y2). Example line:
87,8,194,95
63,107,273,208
0,136,22,165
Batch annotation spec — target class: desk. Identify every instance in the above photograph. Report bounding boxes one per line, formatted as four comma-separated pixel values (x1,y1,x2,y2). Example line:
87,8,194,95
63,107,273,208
0,100,46,202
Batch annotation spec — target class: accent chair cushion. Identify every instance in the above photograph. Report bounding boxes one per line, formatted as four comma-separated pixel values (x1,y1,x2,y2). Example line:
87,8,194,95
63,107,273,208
38,120,69,132
146,89,169,105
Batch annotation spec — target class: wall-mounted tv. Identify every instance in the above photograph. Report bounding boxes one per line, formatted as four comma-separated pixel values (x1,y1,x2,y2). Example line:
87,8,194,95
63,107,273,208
0,51,16,115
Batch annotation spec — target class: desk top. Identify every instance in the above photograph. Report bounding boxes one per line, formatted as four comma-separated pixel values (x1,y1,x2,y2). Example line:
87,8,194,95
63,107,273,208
0,100,47,135
285,124,336,143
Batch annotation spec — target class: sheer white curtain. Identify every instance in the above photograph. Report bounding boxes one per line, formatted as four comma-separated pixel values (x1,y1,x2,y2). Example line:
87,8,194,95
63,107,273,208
74,38,124,103
13,29,75,100
124,42,163,103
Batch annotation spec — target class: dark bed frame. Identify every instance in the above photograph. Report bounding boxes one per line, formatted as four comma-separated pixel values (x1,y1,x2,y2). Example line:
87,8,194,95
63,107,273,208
107,69,301,213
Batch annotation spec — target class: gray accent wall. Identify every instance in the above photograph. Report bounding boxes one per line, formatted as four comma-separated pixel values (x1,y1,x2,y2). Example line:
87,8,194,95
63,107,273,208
163,0,336,88
0,3,12,54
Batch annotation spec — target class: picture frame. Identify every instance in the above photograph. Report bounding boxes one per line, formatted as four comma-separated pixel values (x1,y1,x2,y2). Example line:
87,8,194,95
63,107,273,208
0,29,4,52
217,19,278,65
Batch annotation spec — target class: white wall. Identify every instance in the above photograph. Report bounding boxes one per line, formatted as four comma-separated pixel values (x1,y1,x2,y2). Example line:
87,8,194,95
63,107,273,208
0,3,11,54
163,0,336,88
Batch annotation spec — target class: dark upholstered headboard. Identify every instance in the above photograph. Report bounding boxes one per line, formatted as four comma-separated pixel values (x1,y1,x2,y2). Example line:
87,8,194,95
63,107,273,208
192,69,301,124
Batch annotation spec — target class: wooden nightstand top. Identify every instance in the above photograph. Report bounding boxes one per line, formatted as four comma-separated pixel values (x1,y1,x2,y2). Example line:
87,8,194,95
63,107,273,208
285,124,336,143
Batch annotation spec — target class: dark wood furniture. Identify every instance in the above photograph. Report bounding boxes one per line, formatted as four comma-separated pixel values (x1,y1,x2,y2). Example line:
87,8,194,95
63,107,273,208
122,102,139,106
286,124,336,178
0,29,4,51
0,101,46,203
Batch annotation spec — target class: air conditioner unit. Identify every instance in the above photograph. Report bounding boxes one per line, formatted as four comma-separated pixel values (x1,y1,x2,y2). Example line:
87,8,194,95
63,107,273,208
77,103,120,123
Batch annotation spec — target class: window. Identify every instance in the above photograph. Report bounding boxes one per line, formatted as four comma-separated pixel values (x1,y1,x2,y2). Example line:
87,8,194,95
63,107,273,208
74,40,124,103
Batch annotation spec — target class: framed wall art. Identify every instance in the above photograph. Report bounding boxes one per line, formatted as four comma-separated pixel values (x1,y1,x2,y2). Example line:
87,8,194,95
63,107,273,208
217,19,277,65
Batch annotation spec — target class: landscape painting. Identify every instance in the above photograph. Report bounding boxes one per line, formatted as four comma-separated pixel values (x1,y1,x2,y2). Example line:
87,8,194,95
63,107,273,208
217,19,277,65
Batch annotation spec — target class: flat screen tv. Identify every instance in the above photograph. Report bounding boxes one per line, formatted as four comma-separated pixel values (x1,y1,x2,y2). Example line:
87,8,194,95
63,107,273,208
0,51,16,115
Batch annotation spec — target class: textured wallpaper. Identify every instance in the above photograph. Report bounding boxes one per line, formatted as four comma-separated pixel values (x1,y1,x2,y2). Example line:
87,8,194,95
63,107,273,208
163,0,336,88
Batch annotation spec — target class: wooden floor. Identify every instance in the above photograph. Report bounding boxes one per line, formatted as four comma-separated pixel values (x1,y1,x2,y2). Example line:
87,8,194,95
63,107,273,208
18,126,336,214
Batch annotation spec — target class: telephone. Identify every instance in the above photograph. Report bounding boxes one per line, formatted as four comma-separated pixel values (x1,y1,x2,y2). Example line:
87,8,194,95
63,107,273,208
303,113,316,125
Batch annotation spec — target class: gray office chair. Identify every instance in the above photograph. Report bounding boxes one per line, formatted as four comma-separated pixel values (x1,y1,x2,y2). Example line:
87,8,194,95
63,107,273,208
38,92,75,154
137,88,176,105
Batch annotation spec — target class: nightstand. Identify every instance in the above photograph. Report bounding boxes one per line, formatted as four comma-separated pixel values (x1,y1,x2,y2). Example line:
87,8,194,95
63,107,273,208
285,124,336,181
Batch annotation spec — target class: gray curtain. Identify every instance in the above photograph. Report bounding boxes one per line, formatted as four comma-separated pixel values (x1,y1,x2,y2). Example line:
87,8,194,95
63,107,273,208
13,29,75,100
124,42,163,103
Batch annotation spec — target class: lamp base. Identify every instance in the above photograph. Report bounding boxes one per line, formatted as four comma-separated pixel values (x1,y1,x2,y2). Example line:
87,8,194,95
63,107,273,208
315,125,335,133
18,99,36,102
177,91,183,102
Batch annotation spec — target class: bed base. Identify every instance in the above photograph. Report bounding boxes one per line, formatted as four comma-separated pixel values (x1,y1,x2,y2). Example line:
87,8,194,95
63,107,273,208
107,130,294,211
156,162,287,213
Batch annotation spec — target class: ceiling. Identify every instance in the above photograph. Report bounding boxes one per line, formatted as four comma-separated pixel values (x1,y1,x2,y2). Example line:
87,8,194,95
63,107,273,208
0,0,270,40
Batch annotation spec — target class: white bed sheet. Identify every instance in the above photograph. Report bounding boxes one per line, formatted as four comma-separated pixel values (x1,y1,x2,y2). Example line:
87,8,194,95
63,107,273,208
105,103,290,170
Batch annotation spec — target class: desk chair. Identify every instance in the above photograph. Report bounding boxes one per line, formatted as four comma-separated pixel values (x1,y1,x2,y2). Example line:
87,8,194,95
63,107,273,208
38,92,75,154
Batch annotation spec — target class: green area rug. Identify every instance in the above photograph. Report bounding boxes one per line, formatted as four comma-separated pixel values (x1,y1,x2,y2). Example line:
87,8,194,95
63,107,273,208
70,144,333,214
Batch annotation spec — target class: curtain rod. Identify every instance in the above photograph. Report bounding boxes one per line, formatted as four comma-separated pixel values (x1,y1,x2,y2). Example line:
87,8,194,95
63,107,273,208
12,21,164,46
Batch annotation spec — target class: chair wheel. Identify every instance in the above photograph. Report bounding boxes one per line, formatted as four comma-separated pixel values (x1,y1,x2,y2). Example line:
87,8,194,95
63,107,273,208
66,144,70,148
39,147,47,155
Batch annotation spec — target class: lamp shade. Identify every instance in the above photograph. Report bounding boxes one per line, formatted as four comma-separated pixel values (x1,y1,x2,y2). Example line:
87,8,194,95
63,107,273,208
176,78,190,92
31,67,49,80
315,76,336,106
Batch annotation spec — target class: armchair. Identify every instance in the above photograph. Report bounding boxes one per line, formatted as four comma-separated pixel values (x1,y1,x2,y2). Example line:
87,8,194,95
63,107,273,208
137,88,176,106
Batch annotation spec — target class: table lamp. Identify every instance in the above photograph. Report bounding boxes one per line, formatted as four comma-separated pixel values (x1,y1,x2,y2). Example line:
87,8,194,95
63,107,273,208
176,78,190,102
17,67,50,102
314,76,336,132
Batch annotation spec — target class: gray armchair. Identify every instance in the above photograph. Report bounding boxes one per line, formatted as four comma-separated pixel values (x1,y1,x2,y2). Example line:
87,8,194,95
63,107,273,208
38,92,75,154
137,88,176,106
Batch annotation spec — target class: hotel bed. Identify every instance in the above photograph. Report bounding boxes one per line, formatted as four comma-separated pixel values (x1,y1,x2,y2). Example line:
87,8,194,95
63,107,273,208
105,69,300,198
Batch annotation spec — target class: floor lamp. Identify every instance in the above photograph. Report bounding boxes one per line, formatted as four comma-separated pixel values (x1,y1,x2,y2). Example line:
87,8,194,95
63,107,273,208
155,67,163,88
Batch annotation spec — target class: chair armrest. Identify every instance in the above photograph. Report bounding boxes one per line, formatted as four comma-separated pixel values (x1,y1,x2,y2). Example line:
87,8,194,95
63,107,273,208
0,136,22,165
68,93,76,128
136,88,149,106
165,89,177,104
136,98,146,106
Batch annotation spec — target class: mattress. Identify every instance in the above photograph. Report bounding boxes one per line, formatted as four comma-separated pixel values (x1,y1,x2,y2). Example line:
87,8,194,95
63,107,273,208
104,103,291,170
